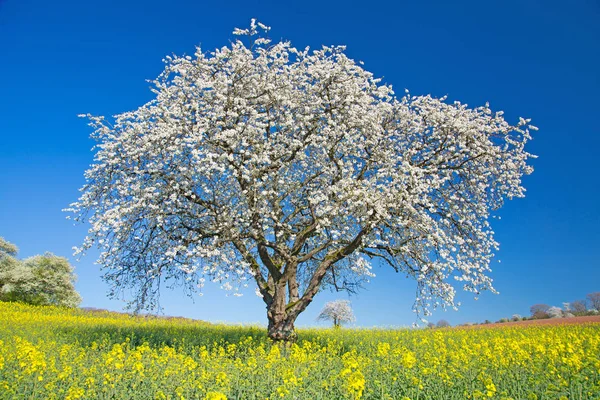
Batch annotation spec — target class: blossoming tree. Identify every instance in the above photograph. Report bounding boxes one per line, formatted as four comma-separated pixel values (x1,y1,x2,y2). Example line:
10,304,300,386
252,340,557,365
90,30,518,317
0,237,82,308
68,20,536,341
317,300,355,328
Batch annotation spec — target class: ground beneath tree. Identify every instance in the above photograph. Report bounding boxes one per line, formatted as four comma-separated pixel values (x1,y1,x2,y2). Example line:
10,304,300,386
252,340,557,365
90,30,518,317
466,315,600,328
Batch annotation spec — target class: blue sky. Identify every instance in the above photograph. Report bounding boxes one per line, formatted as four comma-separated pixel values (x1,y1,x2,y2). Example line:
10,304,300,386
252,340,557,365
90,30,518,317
1,0,599,327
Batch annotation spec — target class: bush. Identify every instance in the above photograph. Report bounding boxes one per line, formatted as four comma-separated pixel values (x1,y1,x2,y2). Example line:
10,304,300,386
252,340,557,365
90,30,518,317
532,311,549,319
530,304,550,319
570,300,587,315
0,237,81,307
547,306,563,319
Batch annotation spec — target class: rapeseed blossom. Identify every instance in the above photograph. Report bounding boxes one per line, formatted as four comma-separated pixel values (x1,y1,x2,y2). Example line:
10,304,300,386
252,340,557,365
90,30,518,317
0,302,599,399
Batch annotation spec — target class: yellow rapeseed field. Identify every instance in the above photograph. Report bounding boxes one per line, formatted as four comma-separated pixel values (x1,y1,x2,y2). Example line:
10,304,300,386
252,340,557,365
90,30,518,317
0,302,598,399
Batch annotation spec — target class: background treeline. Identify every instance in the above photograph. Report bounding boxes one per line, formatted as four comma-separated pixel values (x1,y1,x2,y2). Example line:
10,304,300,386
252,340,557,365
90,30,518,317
429,294,600,328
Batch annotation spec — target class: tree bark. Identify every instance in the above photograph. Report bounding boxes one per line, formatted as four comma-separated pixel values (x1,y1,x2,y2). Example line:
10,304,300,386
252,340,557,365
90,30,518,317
263,229,369,342
266,279,298,342
267,312,298,342
266,292,298,341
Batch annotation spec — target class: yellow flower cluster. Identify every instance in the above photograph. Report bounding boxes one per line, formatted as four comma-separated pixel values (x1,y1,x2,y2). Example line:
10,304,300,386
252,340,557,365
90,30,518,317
0,301,599,399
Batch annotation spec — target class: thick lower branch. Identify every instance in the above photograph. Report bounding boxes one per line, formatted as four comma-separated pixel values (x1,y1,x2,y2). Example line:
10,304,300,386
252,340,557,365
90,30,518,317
288,228,368,319
288,272,299,303
266,279,298,342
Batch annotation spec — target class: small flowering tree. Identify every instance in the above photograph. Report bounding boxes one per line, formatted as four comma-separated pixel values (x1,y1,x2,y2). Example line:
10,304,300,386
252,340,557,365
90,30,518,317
68,20,536,342
0,237,82,307
547,306,563,318
0,237,18,259
317,300,355,328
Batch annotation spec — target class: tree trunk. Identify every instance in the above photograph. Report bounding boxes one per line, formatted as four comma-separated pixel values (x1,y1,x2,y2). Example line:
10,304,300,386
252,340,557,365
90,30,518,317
266,281,298,342
267,313,298,342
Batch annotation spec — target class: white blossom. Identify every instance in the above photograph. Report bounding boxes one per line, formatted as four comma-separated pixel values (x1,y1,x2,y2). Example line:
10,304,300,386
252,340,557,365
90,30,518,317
67,20,535,328
547,306,564,318
317,300,356,327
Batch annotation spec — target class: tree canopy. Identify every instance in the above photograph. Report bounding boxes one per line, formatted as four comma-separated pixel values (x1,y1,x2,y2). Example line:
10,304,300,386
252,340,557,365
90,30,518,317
317,299,355,327
587,292,600,311
530,304,550,319
0,237,18,258
0,237,81,308
69,20,535,340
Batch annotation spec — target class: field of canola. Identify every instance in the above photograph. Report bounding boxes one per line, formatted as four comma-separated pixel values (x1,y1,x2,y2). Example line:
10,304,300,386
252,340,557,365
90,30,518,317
0,302,599,400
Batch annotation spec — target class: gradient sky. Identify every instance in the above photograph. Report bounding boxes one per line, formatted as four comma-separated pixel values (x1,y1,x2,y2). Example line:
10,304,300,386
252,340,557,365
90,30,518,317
1,0,599,327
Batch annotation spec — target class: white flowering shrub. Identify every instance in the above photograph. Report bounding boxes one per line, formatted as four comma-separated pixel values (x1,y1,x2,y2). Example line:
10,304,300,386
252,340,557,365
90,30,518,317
547,306,563,319
317,300,355,327
0,238,81,308
511,314,522,321
0,237,18,258
68,20,535,341
0,239,21,296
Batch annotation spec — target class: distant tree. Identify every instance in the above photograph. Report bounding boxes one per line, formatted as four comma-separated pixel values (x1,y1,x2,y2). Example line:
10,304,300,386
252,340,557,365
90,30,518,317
511,314,522,322
547,306,563,318
587,292,600,311
0,238,81,307
570,300,587,314
69,20,536,342
436,319,451,328
0,252,20,300
317,300,355,328
562,302,571,312
530,304,550,319
0,237,21,295
0,237,18,258
427,322,436,329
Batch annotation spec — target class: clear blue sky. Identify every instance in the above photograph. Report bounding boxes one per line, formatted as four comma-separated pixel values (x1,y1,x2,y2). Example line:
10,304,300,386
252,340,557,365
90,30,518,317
1,0,599,327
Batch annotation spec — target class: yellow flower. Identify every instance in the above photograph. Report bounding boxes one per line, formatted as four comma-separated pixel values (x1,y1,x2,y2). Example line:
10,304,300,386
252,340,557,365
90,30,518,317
377,342,391,357
65,386,85,400
401,350,417,369
216,371,229,386
346,370,365,399
205,391,227,400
